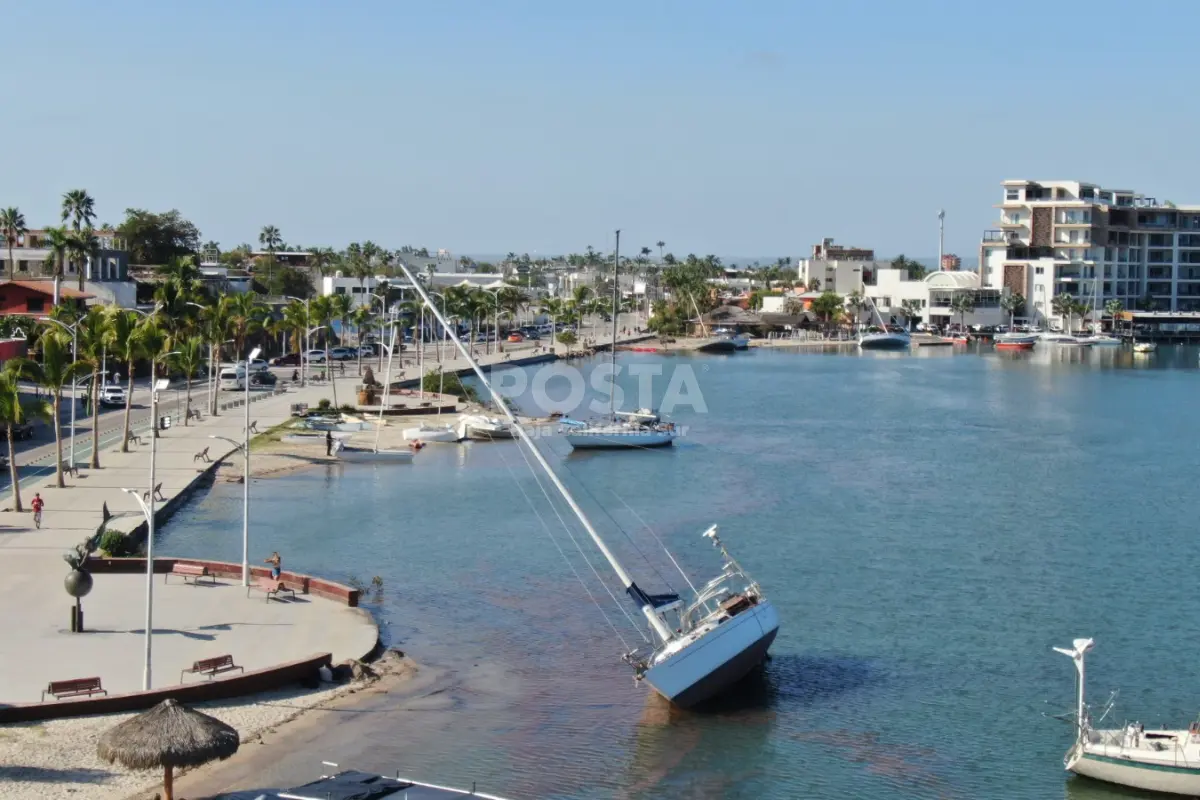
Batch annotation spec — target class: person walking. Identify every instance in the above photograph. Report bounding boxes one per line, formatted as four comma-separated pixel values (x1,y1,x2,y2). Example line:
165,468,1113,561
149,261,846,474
31,493,44,529
325,429,333,456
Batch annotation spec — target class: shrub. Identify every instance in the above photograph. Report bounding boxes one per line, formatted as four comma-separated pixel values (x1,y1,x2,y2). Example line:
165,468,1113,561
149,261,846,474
98,529,135,558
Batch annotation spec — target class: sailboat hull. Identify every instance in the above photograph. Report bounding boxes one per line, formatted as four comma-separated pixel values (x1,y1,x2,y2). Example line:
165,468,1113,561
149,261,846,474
1069,748,1200,796
643,600,779,707
565,429,675,449
857,333,910,350
334,447,414,463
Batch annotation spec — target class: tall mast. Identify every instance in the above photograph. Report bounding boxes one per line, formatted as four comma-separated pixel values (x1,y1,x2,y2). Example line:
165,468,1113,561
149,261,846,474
610,229,620,416
396,260,638,590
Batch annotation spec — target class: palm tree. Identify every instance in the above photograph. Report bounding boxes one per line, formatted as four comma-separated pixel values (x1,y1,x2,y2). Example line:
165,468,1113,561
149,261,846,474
845,290,867,331
306,246,335,280
1104,299,1124,335
61,190,96,232
1051,293,1076,333
539,297,566,351
351,305,374,376
0,207,27,280
104,308,142,452
24,330,88,487
228,293,266,364
171,336,205,425
281,300,309,360
0,362,49,512
900,299,923,331
950,294,976,331
331,291,353,353
656,241,666,263
259,226,282,285
1000,292,1026,329
1070,298,1092,335
41,226,70,292
310,295,338,407
201,296,233,414
68,228,100,291
76,306,109,468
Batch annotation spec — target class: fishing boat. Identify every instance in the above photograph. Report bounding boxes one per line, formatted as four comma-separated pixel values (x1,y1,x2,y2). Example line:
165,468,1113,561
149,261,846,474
334,322,417,463
564,232,677,450
461,414,515,440
1133,341,1157,353
398,256,779,708
994,333,1038,351
1054,639,1200,796
857,296,910,350
212,764,515,800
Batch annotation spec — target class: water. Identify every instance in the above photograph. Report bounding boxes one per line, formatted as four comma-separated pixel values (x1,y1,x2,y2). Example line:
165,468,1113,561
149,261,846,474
161,344,1200,799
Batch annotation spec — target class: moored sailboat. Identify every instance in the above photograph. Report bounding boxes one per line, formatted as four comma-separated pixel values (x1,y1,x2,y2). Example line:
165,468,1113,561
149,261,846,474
857,295,910,350
396,258,779,707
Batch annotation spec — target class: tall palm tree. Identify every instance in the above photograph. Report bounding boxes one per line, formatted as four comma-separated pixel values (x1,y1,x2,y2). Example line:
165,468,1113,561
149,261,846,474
1000,292,1026,329
201,296,233,414
76,306,109,468
950,294,976,331
259,226,282,285
0,362,49,512
24,330,88,487
61,190,96,232
310,295,338,407
306,246,335,280
1051,293,1076,334
331,291,353,351
281,299,309,360
105,308,142,452
41,227,70,292
68,227,100,291
539,297,566,351
228,293,266,364
0,207,27,281
351,305,374,376
1104,298,1124,335
656,241,666,263
171,336,205,425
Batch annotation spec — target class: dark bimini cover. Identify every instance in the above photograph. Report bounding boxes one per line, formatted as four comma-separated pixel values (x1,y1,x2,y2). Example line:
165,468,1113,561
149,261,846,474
208,770,498,800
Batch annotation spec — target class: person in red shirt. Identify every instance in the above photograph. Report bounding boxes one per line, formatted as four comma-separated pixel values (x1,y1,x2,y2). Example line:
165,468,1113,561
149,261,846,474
31,493,44,528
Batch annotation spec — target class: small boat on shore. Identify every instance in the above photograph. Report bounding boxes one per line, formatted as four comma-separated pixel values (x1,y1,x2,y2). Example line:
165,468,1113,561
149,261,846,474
1054,639,1200,796
402,422,461,443
461,414,515,440
302,416,368,433
281,431,354,444
332,440,414,463
1133,341,1157,353
212,765,515,800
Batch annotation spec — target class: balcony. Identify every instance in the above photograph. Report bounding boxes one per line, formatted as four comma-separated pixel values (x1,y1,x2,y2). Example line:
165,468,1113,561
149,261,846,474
1005,245,1055,260
999,216,1027,228
982,229,1020,244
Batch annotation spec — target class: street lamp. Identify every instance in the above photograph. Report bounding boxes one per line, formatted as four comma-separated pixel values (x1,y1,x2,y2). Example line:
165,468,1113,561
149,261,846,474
211,344,260,587
43,317,80,467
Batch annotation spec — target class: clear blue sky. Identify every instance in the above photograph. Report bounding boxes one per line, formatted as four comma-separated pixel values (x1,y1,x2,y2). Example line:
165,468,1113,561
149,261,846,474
4,0,1198,262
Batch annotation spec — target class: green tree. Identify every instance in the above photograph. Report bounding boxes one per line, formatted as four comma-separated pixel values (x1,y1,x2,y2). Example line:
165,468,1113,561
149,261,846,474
68,228,100,292
1071,298,1092,334
117,209,201,264
950,294,976,330
104,308,142,452
228,292,266,364
1104,299,1124,334
0,207,27,281
900,299,923,330
41,226,70,288
331,291,353,352
76,306,109,468
845,290,867,330
24,330,88,487
170,336,205,425
259,225,282,285
310,295,338,407
556,329,578,351
1000,292,1026,329
352,305,374,376
1051,293,1076,333
201,296,233,413
0,362,50,511
809,291,844,331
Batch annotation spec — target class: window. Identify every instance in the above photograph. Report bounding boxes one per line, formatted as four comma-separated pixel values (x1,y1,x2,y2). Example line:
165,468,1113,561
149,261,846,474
18,260,28,272
334,286,347,294
1099,191,1112,202
1035,266,1045,275
1006,188,1020,201
26,297,45,313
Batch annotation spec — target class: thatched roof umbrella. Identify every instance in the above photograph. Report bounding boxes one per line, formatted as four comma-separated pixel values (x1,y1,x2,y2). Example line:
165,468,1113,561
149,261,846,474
97,698,239,800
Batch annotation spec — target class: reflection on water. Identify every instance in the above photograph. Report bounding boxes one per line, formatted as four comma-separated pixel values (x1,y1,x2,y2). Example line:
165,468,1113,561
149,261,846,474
161,346,1200,798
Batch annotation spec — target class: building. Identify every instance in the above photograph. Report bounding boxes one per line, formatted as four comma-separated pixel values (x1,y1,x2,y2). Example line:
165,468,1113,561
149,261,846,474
979,179,1200,329
811,237,874,261
941,254,962,271
0,281,92,317
0,228,129,283
321,271,507,309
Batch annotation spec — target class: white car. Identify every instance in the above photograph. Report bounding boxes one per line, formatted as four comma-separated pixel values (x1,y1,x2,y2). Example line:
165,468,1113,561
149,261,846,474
242,359,270,373
305,349,327,363
99,385,127,407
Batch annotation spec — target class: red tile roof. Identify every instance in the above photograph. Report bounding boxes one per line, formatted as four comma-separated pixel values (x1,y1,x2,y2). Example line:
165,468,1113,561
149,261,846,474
0,280,93,299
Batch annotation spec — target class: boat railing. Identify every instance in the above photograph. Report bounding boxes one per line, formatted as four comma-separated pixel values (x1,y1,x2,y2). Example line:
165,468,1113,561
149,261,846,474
681,565,760,629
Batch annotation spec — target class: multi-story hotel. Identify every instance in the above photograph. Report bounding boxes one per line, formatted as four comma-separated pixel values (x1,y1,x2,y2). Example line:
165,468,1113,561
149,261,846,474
979,180,1200,327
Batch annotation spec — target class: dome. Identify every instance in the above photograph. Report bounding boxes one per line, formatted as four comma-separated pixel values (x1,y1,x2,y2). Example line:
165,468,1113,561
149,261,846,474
923,270,979,289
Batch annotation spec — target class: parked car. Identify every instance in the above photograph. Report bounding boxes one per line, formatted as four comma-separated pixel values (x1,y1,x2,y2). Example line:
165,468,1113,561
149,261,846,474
271,352,302,366
99,385,127,408
357,345,376,357
250,371,278,387
507,332,525,343
219,366,246,391
329,347,356,361
11,422,34,441
305,349,327,363
238,359,269,373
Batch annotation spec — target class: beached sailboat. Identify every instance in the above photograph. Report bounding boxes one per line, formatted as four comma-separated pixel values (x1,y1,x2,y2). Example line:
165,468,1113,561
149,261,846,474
461,414,515,440
564,231,678,450
1054,638,1200,796
857,295,910,350
334,321,415,463
397,258,779,707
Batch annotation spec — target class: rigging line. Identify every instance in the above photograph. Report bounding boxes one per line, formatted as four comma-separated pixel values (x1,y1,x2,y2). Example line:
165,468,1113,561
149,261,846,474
552,453,678,594
492,437,638,651
509,437,651,644
610,490,699,595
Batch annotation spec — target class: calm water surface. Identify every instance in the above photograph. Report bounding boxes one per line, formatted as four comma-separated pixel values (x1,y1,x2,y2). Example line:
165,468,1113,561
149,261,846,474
161,344,1200,799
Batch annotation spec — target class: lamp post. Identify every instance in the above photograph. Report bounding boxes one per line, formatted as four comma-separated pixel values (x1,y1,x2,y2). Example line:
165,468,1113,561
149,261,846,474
367,293,389,373
43,317,79,467
938,209,945,274
284,296,311,386
241,345,260,586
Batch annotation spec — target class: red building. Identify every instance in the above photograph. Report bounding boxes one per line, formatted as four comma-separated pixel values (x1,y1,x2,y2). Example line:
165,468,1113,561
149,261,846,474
0,281,92,317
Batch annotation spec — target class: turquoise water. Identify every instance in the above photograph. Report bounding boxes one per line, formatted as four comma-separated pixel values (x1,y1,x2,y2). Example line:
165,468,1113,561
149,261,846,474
161,344,1200,799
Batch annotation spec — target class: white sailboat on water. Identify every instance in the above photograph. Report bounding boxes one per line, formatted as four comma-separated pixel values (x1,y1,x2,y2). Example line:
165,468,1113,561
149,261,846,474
564,230,678,450
857,294,911,351
334,317,414,463
1054,638,1200,795
397,259,779,707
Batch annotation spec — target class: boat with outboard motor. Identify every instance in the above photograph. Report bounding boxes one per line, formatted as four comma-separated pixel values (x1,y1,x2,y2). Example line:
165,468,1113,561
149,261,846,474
994,332,1038,350
397,254,778,707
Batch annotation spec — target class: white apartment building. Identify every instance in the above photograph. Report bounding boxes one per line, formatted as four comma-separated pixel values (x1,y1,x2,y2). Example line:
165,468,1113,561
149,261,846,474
979,179,1200,328
321,271,506,308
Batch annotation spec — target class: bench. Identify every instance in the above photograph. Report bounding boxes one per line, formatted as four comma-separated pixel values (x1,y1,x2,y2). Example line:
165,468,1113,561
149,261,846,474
165,562,216,585
180,654,244,683
42,677,107,702
143,482,165,503
61,460,79,477
126,431,143,446
194,447,211,463
247,576,295,602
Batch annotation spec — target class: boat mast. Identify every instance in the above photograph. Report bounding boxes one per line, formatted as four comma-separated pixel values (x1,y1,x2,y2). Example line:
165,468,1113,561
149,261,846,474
395,260,672,640
373,309,397,453
610,229,620,416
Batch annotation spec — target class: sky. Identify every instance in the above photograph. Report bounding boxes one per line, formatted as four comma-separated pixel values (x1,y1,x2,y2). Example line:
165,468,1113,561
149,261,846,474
4,0,1200,263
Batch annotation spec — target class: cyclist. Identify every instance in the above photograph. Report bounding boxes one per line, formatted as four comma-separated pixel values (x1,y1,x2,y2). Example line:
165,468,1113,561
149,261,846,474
31,493,44,529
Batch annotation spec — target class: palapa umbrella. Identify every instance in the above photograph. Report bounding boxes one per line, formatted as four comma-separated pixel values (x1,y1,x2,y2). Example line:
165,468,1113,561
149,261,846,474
97,698,240,800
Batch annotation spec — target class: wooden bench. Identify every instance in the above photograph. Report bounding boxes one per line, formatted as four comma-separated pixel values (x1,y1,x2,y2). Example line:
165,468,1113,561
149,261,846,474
247,576,295,602
180,654,244,683
126,431,143,446
194,447,211,463
61,460,79,477
165,562,216,585
143,482,165,503
42,677,107,702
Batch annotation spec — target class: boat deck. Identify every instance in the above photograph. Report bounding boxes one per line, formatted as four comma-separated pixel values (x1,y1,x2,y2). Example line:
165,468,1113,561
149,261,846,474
213,769,513,800
1084,726,1200,770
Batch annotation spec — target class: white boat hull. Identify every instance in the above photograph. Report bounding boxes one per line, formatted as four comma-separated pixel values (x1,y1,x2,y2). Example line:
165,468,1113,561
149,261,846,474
282,432,353,444
1069,749,1200,796
334,447,414,463
643,600,779,707
402,425,460,443
565,428,675,449
466,424,515,440
1133,343,1157,353
857,333,910,350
